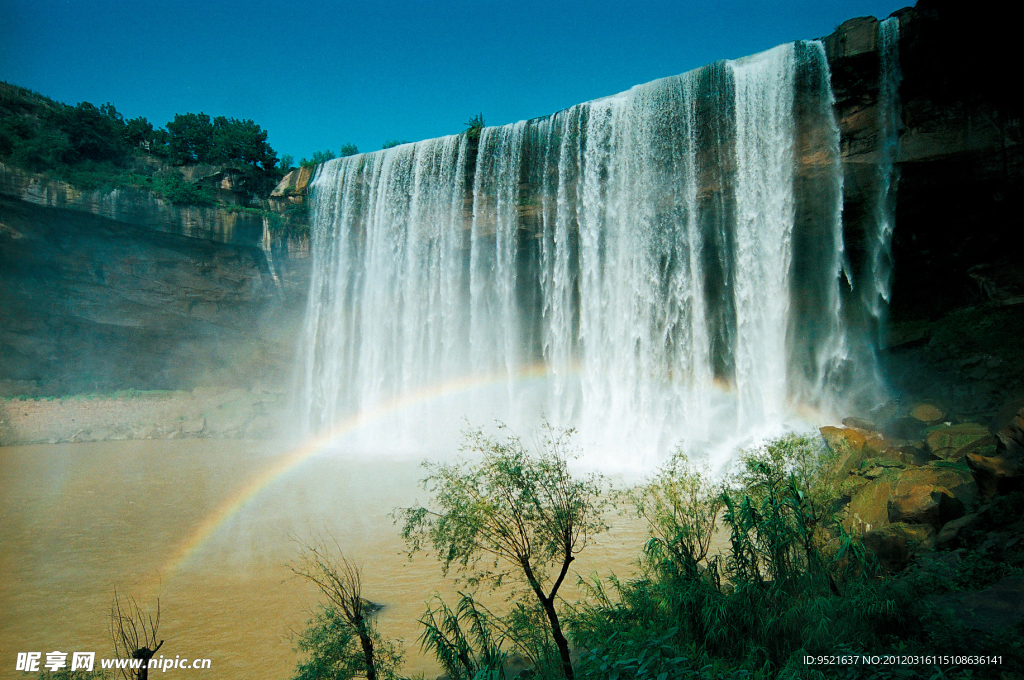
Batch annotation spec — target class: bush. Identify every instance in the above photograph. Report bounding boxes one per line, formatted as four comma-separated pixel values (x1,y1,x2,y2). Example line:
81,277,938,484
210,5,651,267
154,174,216,206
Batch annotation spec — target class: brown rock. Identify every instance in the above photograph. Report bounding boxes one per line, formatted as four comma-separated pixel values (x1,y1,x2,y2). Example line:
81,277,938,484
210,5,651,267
821,425,867,454
821,426,871,476
926,423,992,461
897,465,978,510
967,450,1024,479
912,403,946,424
888,484,963,528
996,407,1024,459
863,523,936,572
845,472,899,533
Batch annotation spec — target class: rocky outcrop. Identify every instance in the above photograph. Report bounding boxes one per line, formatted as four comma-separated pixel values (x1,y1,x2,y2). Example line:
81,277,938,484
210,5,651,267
823,403,1024,572
270,166,316,200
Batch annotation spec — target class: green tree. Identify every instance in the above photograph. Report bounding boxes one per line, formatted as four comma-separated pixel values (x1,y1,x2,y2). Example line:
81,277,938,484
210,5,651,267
291,541,401,680
398,424,608,680
339,143,359,157
166,112,213,164
209,116,277,169
630,451,723,581
46,101,126,163
380,140,409,150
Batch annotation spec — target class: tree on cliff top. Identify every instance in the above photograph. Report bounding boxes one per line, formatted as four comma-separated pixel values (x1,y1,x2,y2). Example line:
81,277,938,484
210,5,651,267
398,424,609,680
166,112,277,170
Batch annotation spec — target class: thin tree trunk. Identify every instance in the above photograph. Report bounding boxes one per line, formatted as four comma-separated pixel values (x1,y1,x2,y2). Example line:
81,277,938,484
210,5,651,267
540,597,574,680
357,620,377,680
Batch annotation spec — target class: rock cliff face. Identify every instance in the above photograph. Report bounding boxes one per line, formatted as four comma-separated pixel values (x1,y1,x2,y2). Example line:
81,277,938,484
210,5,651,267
812,1,1023,422
0,166,308,395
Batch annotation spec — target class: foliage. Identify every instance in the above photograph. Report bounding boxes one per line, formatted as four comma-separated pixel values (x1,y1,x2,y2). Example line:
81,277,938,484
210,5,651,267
381,140,409,150
568,434,1024,679
293,606,402,680
629,451,723,581
465,113,485,142
0,81,281,200
418,593,507,680
339,143,359,157
301,149,336,167
279,154,294,172
153,174,217,206
165,112,277,169
291,540,402,680
399,423,608,680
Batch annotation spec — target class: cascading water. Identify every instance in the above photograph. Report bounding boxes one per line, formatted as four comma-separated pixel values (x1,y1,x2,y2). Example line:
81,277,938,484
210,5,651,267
865,16,902,346
295,37,892,468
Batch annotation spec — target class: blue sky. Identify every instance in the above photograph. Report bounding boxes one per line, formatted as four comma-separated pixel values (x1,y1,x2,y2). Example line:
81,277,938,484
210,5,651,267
1,0,910,163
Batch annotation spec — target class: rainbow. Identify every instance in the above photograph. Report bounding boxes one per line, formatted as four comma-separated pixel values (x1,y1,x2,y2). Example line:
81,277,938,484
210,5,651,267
162,363,557,575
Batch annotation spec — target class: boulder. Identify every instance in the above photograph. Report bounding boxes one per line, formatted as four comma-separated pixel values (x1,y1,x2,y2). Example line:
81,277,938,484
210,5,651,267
968,408,1024,495
842,416,877,431
863,523,936,572
897,465,978,510
888,445,936,466
888,484,964,528
845,471,899,533
821,426,870,475
912,403,947,424
822,425,867,454
885,416,928,443
995,407,1024,458
925,423,992,461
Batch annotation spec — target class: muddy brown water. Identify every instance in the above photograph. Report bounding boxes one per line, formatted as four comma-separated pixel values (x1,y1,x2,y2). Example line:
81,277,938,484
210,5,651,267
0,440,650,679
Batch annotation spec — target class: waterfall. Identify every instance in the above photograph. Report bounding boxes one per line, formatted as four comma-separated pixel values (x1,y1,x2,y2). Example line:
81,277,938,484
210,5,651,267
295,39,881,465
866,16,902,346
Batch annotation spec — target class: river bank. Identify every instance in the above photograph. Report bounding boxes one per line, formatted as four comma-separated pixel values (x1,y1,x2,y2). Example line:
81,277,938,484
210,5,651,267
0,387,288,445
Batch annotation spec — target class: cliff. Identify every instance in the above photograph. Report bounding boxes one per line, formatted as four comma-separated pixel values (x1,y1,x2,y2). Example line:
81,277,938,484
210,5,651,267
824,1,1023,420
0,162,308,396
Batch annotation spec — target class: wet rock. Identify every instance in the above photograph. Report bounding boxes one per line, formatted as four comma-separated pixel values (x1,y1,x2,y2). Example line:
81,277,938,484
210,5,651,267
863,523,936,572
925,423,992,460
884,417,928,443
927,575,1024,633
888,483,964,528
915,551,961,578
846,471,899,533
968,407,1024,495
822,426,867,454
898,465,978,511
843,416,877,431
995,407,1024,458
912,402,946,424
888,445,937,466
